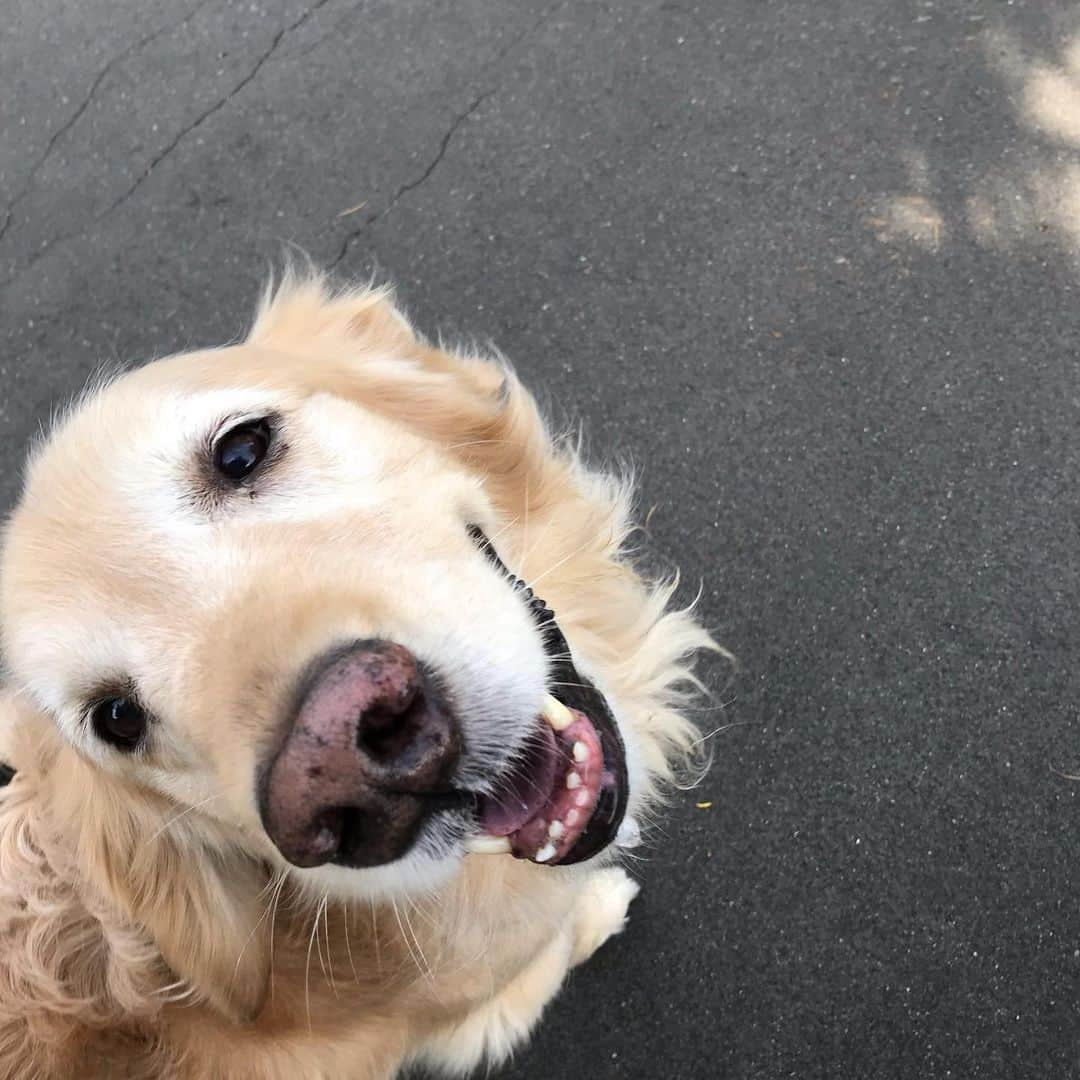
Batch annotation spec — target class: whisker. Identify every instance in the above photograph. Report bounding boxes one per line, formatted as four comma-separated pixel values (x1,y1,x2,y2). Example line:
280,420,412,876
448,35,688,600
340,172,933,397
322,892,338,995
443,438,515,451
152,977,191,998
143,792,226,846
305,902,321,1033
525,545,585,591
342,901,362,985
369,898,383,974
229,870,282,996
521,513,555,570
391,897,432,982
267,870,288,1001
689,720,752,746
402,900,432,980
404,893,439,931
312,894,330,983
484,515,521,548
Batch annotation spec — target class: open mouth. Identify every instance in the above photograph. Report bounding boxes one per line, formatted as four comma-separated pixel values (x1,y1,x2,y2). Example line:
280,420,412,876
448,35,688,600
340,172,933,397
463,550,630,866
472,694,627,864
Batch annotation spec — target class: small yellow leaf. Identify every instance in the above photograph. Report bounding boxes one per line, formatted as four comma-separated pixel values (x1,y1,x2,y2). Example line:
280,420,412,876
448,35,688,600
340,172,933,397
696,801,713,810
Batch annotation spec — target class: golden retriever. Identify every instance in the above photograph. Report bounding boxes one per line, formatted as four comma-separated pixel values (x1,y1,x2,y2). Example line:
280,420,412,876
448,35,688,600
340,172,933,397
0,272,716,1078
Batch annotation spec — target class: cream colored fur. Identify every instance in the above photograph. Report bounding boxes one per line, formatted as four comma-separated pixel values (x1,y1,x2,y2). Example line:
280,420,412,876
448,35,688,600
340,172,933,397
0,274,717,1078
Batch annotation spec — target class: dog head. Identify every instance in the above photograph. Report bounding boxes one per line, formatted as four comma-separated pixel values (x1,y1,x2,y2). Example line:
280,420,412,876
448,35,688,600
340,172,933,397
0,275,708,1022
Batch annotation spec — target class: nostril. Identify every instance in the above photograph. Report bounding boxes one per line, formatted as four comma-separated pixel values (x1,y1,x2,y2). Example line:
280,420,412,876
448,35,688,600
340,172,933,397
356,692,429,765
309,808,344,863
260,640,463,869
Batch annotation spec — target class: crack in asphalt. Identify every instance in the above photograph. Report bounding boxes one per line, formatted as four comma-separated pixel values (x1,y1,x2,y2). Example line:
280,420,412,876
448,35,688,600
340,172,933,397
102,0,336,218
328,0,566,270
0,0,564,292
0,0,214,250
0,0,336,291
278,0,371,64
328,90,494,269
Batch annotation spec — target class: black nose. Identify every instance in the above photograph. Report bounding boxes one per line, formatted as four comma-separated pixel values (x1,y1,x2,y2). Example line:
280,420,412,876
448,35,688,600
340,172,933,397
259,640,461,868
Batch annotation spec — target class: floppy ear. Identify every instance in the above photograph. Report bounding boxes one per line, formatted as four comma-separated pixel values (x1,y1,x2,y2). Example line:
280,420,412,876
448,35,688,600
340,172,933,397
55,751,273,1024
247,271,507,398
105,829,273,1024
0,701,176,1075
247,271,420,356
247,273,541,488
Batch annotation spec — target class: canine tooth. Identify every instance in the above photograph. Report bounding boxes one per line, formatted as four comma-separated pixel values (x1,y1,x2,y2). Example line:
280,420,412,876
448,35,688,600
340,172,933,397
566,771,581,790
548,820,565,839
566,810,580,826
572,741,588,763
541,695,573,731
535,842,557,863
466,835,512,855
575,790,590,807
616,815,642,850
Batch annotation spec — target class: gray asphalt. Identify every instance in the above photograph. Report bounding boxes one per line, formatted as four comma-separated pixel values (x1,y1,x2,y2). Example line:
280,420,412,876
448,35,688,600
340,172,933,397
5,1,1080,1076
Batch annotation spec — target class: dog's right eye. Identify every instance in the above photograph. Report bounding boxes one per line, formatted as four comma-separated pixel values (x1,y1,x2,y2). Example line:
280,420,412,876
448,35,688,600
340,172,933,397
90,697,148,752
213,419,271,482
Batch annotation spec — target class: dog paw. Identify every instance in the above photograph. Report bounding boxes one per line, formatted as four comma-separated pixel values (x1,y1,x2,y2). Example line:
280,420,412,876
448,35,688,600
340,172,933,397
411,932,575,1076
571,866,641,967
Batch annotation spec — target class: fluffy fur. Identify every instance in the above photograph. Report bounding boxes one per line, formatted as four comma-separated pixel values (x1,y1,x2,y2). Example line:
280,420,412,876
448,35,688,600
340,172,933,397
0,274,717,1078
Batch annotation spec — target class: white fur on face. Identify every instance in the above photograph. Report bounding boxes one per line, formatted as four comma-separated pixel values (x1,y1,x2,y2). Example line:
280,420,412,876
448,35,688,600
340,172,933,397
6,380,558,901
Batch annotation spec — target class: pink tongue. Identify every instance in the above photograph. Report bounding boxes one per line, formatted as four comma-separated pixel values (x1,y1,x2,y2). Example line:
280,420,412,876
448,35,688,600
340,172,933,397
478,723,558,836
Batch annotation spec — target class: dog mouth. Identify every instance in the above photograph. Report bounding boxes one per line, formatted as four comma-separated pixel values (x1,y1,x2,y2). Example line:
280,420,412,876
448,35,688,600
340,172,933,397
471,693,628,865
464,565,630,867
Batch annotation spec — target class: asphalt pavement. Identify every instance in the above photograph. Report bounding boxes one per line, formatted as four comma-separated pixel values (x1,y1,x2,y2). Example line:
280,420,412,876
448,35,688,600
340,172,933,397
4,1,1080,1076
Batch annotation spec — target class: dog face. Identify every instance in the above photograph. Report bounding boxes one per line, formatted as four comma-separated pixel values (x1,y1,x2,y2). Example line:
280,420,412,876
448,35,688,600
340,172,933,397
0,279,640,910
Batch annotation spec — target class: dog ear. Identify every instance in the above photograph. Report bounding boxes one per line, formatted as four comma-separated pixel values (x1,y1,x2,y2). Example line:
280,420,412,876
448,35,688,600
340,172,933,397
246,271,551,510
109,829,273,1024
247,271,418,354
59,755,273,1024
247,271,507,396
0,701,177,1074
0,692,271,1025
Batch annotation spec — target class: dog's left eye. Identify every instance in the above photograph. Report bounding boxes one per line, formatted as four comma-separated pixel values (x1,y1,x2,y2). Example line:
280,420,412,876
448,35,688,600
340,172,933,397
90,697,148,751
213,419,271,482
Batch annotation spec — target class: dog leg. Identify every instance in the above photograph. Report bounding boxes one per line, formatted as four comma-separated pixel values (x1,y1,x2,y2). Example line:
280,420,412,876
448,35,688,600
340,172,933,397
569,866,640,967
415,867,640,1075
411,927,574,1075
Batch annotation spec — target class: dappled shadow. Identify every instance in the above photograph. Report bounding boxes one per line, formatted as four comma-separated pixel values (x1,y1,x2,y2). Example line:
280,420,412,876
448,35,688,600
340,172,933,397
866,149,946,252
866,18,1080,268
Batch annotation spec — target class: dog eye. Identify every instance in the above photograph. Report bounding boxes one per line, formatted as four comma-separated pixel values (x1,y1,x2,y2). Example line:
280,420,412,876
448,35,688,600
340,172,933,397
91,697,148,751
213,419,271,482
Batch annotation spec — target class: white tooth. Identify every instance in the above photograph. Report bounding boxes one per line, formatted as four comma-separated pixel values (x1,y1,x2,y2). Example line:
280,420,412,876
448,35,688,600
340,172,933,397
566,810,580,826
572,741,588,763
535,842,557,863
465,835,512,855
566,771,581,790
616,815,642,850
548,820,565,839
541,694,573,731
575,790,590,807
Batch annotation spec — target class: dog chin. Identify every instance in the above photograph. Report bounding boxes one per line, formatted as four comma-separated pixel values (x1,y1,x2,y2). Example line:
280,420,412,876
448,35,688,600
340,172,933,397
288,818,470,903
